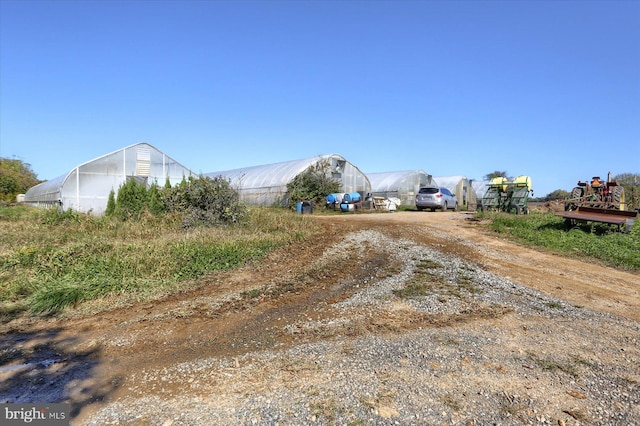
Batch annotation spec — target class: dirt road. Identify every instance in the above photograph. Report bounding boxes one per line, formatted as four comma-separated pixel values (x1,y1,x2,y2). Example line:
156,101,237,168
330,211,640,323
1,210,638,425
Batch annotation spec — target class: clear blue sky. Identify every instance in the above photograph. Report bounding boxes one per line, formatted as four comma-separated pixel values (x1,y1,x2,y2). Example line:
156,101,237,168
1,0,639,197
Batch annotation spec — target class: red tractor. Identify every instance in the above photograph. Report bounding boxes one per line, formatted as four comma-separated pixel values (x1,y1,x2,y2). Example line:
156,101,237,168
559,172,637,233
564,172,625,211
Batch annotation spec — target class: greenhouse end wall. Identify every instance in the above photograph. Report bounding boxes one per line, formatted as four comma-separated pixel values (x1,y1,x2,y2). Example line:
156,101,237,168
434,176,478,210
367,170,435,206
24,143,193,215
206,154,371,206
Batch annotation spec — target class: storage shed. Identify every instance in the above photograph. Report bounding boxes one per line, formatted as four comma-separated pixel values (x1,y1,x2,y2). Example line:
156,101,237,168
205,154,370,206
433,176,478,210
367,170,436,206
24,143,194,215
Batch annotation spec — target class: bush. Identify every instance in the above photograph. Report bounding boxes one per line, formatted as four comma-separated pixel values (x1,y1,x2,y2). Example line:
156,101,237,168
163,175,247,228
286,159,340,208
105,190,116,216
114,178,148,220
104,175,246,228
0,158,40,202
147,183,166,215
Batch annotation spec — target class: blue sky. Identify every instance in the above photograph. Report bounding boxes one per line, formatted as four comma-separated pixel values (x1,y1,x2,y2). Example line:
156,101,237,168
1,0,638,197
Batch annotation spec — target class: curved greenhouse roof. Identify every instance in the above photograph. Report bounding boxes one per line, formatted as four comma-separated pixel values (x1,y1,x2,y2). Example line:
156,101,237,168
367,170,436,206
471,180,490,201
24,143,193,215
206,154,370,206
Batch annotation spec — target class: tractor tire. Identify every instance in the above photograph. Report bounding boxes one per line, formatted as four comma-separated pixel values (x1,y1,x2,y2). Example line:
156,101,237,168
611,186,625,210
565,187,584,211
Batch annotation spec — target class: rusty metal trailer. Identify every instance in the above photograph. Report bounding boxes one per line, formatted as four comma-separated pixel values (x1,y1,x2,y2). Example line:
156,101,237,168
558,172,636,232
558,206,638,233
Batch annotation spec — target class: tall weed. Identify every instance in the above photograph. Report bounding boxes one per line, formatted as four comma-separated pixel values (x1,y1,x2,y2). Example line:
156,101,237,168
0,205,318,317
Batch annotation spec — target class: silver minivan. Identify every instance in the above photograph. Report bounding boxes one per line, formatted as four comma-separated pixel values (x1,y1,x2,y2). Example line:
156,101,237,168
415,187,458,211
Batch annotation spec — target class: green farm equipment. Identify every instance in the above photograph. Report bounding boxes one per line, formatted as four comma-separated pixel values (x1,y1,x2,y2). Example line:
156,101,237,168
481,176,533,214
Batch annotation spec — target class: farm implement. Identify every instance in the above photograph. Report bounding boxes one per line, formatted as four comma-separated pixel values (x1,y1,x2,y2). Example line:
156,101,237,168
557,173,637,232
481,176,533,214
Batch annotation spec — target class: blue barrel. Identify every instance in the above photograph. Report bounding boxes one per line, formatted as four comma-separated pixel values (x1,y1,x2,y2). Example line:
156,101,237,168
326,193,344,204
296,202,303,214
343,192,361,203
340,203,354,212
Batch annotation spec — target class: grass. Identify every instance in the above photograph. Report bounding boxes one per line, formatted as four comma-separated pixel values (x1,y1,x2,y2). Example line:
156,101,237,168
393,256,485,301
525,351,586,377
479,211,640,270
0,205,319,317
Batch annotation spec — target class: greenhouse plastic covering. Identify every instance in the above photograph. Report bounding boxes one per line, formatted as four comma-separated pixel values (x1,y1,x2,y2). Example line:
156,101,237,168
434,175,478,209
24,143,193,215
206,154,370,206
471,180,490,201
367,170,435,206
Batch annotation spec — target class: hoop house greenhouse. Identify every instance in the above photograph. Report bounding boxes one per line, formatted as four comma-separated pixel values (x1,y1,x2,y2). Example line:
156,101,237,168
24,143,193,215
367,170,436,206
206,154,370,206
434,176,478,210
471,180,490,210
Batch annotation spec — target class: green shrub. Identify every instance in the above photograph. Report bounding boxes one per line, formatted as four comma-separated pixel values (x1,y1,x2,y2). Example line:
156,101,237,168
105,190,116,216
114,178,148,220
165,175,247,228
286,159,340,208
144,182,164,215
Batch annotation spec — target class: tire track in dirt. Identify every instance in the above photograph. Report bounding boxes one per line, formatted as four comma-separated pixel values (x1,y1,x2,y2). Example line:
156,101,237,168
320,211,640,323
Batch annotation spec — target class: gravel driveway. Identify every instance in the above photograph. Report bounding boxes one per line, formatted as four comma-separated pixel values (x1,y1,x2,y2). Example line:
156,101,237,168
2,211,639,425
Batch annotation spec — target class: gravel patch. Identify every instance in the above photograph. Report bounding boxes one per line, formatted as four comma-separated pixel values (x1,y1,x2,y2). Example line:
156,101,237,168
83,230,640,426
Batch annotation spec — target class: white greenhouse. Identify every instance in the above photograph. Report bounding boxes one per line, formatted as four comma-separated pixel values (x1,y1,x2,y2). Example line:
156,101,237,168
24,143,194,215
433,175,478,210
471,180,490,210
367,170,436,206
206,154,371,206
